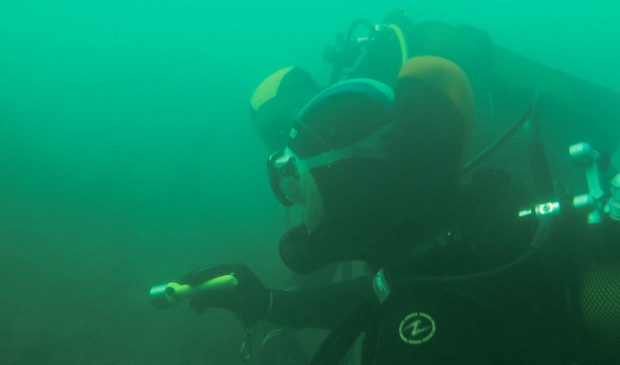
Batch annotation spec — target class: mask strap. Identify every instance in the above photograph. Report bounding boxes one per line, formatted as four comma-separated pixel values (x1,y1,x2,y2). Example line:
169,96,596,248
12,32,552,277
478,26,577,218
302,123,392,169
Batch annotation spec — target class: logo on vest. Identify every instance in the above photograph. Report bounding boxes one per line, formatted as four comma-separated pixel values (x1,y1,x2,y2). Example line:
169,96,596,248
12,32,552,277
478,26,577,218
398,312,436,345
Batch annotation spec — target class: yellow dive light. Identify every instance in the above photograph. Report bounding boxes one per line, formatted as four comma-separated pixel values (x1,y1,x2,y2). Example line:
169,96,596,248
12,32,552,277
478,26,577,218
149,274,239,310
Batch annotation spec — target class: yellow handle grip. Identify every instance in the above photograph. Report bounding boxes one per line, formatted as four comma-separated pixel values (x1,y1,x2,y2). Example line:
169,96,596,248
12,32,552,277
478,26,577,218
150,274,239,309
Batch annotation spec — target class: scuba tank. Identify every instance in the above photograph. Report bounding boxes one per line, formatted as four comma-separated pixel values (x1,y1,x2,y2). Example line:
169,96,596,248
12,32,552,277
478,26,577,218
324,11,620,195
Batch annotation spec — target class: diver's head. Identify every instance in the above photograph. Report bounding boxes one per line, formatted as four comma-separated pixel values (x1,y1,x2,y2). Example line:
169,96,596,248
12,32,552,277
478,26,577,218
267,78,395,213
271,58,475,273
250,67,320,152
268,79,396,272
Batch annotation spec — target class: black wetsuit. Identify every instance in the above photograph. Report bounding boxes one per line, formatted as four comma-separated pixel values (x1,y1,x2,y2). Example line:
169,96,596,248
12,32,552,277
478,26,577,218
269,255,573,365
268,176,580,364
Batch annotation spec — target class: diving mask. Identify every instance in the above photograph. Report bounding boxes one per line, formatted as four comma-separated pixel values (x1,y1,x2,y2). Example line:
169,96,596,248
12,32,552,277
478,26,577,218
267,123,392,207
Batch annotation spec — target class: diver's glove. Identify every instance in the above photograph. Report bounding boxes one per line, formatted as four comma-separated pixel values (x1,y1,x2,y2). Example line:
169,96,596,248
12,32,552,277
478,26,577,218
179,263,271,325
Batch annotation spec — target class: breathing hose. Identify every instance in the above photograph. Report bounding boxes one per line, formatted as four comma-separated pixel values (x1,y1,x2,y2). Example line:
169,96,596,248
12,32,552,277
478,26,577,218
462,98,535,176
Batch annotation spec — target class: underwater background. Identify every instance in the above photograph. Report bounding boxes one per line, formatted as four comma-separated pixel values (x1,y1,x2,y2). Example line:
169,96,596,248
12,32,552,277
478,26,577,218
1,1,619,364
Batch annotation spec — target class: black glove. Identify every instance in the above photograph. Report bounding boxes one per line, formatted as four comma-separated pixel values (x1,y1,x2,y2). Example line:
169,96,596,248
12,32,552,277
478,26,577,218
179,263,271,325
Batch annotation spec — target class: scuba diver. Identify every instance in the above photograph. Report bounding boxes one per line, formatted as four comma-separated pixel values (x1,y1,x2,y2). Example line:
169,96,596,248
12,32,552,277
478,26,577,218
152,55,620,364
150,10,620,365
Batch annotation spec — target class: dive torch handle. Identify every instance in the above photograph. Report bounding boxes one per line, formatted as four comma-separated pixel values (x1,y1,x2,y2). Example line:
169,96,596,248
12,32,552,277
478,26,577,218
149,274,238,310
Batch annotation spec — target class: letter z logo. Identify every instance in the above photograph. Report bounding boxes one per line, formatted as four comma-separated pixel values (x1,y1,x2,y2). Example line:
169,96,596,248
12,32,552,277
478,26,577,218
398,312,436,344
